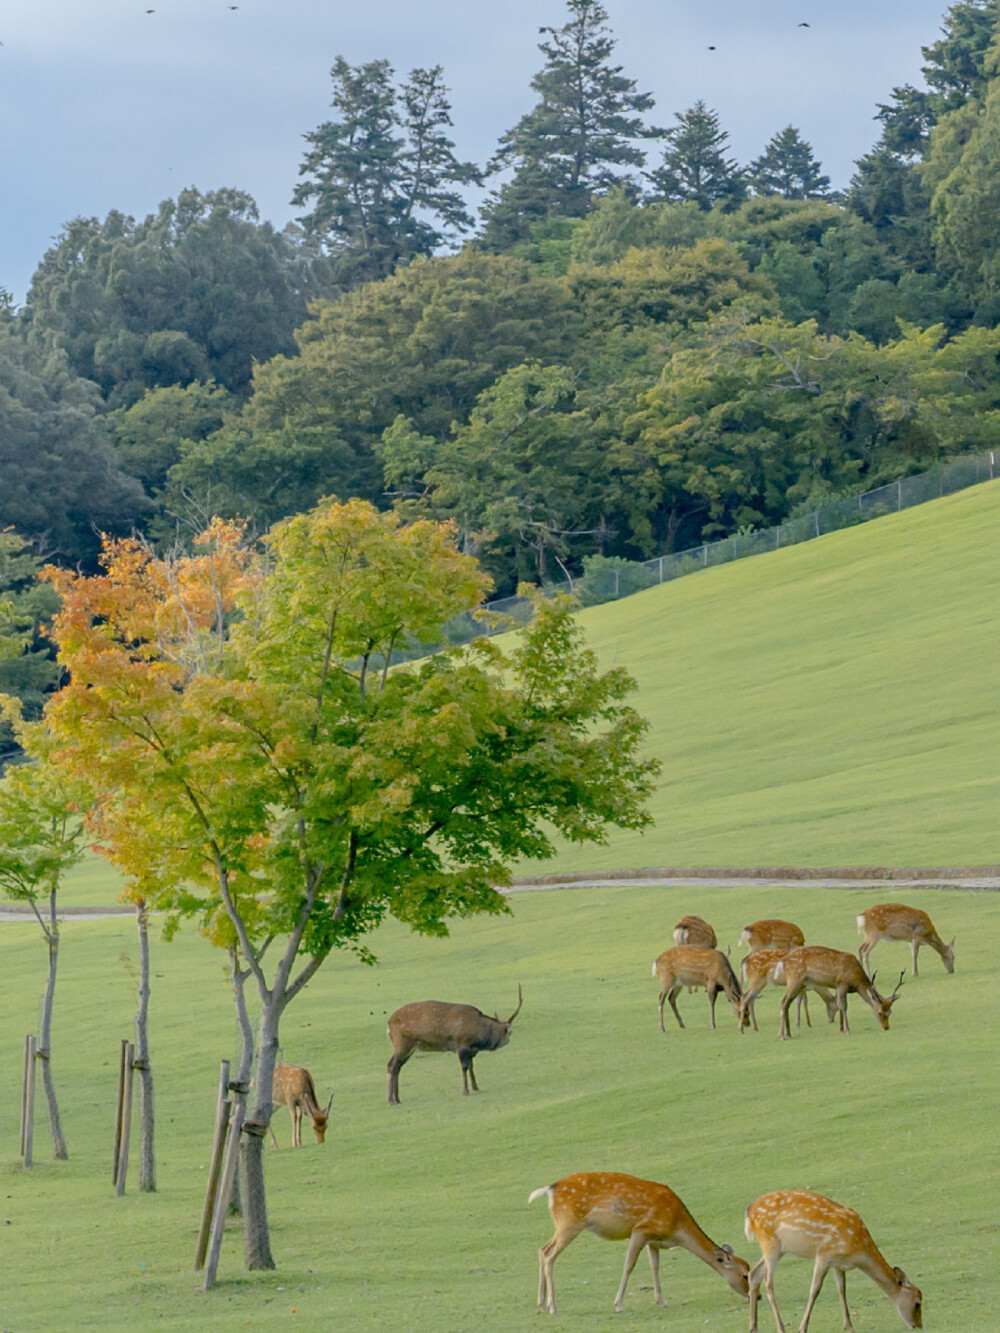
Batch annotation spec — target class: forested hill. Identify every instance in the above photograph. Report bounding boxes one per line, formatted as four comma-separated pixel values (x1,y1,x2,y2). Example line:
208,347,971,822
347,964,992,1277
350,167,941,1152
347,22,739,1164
3,0,1000,602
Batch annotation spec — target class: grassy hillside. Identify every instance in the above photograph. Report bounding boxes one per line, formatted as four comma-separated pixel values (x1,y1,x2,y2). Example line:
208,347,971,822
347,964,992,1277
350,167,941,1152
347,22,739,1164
0,882,993,1331
550,480,1000,871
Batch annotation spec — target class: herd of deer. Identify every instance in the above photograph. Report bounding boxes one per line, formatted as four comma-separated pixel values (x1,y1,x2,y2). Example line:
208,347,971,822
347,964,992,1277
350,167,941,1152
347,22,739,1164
267,900,952,1328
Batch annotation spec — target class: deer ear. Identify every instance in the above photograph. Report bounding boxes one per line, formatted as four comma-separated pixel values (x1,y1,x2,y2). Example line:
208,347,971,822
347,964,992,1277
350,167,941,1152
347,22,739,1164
720,1244,734,1256
892,1266,906,1284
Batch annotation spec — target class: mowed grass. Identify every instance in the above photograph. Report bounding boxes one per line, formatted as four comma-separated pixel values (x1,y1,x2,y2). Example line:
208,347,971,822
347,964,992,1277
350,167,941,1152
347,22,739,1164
0,881,994,1331
546,480,1000,872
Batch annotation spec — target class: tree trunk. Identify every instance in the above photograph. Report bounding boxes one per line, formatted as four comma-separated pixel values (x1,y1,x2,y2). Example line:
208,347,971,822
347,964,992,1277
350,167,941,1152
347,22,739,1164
134,900,156,1192
230,948,254,1219
241,998,280,1270
39,887,67,1160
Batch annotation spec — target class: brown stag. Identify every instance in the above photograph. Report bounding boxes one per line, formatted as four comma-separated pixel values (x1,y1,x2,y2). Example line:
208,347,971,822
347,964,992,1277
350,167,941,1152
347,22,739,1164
652,946,745,1030
857,902,955,977
738,949,837,1033
774,947,903,1039
386,987,522,1105
673,914,717,948
746,1189,922,1333
530,1171,750,1315
268,1062,333,1148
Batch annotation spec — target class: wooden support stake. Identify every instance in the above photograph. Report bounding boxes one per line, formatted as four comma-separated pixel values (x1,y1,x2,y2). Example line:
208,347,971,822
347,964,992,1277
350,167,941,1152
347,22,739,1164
112,1037,129,1184
20,1034,37,1166
202,1089,247,1292
195,1060,231,1271
114,1041,135,1197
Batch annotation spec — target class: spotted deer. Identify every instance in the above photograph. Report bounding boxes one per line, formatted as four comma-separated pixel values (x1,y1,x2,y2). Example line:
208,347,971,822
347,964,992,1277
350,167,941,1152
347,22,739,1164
857,902,955,977
673,914,717,948
738,949,837,1033
268,1062,333,1148
746,1189,922,1333
774,947,904,1040
386,987,522,1105
739,919,805,975
529,1171,750,1315
652,946,746,1030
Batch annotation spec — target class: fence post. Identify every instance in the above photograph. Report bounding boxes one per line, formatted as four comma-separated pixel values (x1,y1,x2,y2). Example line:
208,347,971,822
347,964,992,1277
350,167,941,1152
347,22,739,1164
614,569,620,598
775,527,780,550
112,1037,129,1184
897,480,902,510
658,556,663,583
21,1034,36,1168
115,1041,135,1197
813,511,820,538
195,1060,232,1271
991,451,995,481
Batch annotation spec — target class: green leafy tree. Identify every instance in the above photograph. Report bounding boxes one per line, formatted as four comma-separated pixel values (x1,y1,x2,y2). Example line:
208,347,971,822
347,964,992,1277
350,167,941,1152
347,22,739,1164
480,0,658,249
110,380,234,494
0,319,148,563
0,534,61,756
45,501,657,1273
748,127,831,200
25,189,329,406
0,703,92,1161
382,362,609,584
163,250,576,530
648,102,746,210
294,59,479,288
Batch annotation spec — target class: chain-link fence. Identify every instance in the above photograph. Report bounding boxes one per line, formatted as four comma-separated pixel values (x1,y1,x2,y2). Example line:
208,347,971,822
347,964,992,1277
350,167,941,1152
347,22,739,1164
418,451,998,652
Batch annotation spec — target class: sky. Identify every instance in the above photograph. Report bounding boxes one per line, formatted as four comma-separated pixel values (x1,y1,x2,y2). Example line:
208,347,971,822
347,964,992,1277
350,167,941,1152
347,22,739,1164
0,0,953,303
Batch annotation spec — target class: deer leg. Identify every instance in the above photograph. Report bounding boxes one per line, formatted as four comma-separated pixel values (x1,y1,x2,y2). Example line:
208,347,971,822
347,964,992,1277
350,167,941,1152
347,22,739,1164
667,986,686,1029
458,1049,479,1094
647,1245,666,1307
613,1230,647,1312
911,938,919,977
837,986,851,1035
657,988,668,1032
749,1257,765,1333
858,939,873,975
387,1048,412,1106
798,1255,829,1333
778,986,798,1041
795,992,810,1028
292,1104,302,1148
539,1224,584,1315
831,1268,855,1333
267,1122,280,1150
707,984,719,1030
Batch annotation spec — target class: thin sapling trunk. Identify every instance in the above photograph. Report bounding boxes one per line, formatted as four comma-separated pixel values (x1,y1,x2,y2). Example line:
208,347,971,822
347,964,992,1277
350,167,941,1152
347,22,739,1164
37,883,68,1160
134,900,156,1192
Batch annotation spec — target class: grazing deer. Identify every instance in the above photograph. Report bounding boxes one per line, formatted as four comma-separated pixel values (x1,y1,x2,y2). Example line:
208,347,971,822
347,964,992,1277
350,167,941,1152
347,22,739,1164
738,949,837,1033
652,946,745,1030
746,1189,922,1333
774,947,903,1040
673,914,717,948
857,902,955,977
268,1063,333,1148
739,919,805,974
386,987,522,1105
530,1171,750,1315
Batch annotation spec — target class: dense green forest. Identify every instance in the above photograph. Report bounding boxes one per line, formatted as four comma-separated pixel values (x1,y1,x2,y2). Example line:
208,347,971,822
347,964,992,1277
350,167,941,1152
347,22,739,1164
4,0,1000,611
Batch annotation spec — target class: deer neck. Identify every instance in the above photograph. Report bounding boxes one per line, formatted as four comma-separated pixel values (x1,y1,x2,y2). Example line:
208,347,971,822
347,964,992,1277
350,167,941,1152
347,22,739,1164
673,1212,722,1269
854,1243,903,1300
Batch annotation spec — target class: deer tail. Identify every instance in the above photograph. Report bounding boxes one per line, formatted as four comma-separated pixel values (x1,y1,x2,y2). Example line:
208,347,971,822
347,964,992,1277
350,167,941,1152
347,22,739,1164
856,914,866,935
651,959,659,977
528,1186,553,1207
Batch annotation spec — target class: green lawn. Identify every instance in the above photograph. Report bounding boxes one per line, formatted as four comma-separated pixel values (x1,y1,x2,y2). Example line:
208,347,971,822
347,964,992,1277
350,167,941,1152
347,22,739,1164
546,479,1000,872
0,880,993,1331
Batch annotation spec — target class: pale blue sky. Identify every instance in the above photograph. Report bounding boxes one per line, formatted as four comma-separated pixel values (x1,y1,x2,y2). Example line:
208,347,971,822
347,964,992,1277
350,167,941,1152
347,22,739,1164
1,0,952,302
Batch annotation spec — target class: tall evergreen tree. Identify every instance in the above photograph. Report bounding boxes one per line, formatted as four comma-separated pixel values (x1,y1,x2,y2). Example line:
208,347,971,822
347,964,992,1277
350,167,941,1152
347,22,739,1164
293,59,480,287
749,126,831,199
480,0,657,249
648,102,745,210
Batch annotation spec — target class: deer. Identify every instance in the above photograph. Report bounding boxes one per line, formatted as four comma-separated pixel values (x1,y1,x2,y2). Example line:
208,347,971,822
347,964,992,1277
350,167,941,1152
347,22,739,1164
745,1189,923,1333
673,914,717,948
857,902,955,977
530,1171,750,1315
652,946,746,1030
738,949,838,1033
773,947,904,1040
268,1062,334,1148
386,986,522,1105
739,919,805,976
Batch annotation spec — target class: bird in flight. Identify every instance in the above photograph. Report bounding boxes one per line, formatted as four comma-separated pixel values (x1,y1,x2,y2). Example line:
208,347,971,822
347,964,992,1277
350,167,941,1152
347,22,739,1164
798,21,810,27
707,44,716,50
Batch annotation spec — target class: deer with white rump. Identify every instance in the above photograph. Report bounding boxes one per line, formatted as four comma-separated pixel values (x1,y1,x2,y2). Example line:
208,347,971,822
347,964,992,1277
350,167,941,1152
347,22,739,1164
774,947,903,1039
857,902,954,977
530,1171,750,1315
653,945,746,1030
268,1062,334,1148
739,949,838,1033
745,1189,922,1333
386,987,522,1105
673,914,717,947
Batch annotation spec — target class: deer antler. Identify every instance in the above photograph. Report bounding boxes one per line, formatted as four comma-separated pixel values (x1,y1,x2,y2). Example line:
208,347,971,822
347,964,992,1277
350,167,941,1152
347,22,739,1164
889,971,905,1001
508,984,523,1024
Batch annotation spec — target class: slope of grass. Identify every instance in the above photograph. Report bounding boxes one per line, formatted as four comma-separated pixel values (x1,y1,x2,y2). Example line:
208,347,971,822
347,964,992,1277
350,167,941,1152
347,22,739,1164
550,480,1000,871
0,882,994,1331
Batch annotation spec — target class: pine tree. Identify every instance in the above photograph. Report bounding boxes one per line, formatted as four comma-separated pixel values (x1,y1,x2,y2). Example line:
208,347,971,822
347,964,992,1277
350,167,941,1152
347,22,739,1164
648,102,745,210
480,0,658,249
294,59,480,287
748,126,831,199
